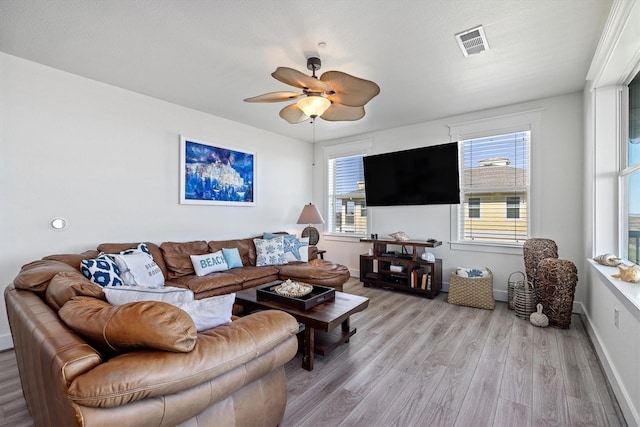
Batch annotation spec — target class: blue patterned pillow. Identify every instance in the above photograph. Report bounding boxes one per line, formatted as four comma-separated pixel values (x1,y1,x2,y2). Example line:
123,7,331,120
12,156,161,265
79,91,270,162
456,267,490,278
253,237,287,266
80,255,123,287
264,233,309,262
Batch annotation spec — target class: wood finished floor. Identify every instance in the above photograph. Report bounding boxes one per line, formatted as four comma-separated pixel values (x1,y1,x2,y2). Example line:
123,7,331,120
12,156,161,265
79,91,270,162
0,278,626,427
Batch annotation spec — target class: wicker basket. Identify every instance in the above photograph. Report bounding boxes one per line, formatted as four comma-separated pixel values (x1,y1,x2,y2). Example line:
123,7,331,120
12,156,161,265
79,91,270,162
507,271,525,310
536,258,578,329
513,280,537,320
448,268,495,310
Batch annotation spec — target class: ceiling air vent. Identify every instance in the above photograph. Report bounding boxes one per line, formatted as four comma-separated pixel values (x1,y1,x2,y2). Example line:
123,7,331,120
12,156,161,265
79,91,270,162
455,25,490,57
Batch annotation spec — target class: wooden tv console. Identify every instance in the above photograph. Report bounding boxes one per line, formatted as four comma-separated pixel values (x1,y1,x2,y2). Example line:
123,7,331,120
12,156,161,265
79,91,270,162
359,238,442,299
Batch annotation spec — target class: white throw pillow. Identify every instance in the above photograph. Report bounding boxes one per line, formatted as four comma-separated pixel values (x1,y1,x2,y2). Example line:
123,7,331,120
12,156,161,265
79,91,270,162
190,251,229,276
283,236,309,262
103,285,194,305
254,236,288,266
175,293,235,332
456,267,490,278
109,252,165,287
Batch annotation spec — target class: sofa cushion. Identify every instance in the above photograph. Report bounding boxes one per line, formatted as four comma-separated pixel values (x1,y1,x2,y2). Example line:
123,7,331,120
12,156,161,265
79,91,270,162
42,250,100,268
98,242,167,280
66,310,298,407
225,265,279,284
103,286,195,305
45,271,106,311
254,237,287,266
80,255,124,287
59,297,197,353
13,259,81,294
190,251,229,276
169,272,243,296
160,241,209,279
208,238,256,266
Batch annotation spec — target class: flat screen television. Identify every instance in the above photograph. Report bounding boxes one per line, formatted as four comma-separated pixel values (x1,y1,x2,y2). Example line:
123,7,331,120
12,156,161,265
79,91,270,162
363,142,460,206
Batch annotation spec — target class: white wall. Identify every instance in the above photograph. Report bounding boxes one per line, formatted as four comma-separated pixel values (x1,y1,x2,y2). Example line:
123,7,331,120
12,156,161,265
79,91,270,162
313,93,585,306
0,53,313,349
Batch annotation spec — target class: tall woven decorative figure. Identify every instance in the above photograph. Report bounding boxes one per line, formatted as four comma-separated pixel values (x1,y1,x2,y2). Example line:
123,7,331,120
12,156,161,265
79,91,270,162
523,238,558,302
535,258,578,328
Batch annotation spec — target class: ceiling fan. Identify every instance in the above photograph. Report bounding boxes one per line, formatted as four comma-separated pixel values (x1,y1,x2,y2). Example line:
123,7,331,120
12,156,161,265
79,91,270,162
243,57,380,124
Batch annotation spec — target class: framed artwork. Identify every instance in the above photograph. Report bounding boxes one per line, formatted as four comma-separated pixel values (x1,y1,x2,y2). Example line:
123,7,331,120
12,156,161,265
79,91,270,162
180,135,256,206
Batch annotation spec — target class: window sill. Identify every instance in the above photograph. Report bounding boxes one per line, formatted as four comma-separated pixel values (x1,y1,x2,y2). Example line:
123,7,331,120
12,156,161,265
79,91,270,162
323,233,367,243
450,241,524,255
588,259,640,323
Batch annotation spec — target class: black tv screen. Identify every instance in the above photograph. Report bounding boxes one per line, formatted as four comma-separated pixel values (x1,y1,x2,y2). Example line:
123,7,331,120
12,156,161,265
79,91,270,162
363,142,460,206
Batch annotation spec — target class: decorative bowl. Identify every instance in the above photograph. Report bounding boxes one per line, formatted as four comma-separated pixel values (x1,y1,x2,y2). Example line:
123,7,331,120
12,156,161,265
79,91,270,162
274,280,313,298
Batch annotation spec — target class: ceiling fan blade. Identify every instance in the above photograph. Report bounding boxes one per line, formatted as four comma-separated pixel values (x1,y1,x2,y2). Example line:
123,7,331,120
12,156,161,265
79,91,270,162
320,103,366,122
279,103,309,124
243,91,302,103
272,67,334,93
321,71,380,107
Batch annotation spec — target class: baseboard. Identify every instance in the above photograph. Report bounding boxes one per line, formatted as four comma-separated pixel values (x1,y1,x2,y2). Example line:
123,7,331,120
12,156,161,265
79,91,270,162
582,312,640,427
0,333,14,351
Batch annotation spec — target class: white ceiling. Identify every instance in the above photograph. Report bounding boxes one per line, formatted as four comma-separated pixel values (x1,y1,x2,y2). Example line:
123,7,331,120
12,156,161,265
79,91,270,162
0,0,612,142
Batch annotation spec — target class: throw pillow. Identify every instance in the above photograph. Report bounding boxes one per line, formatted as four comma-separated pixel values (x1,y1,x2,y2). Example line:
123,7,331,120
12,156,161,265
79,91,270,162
254,236,287,266
222,248,243,268
108,243,164,287
263,233,309,262
59,296,197,353
80,255,123,287
103,285,194,305
190,251,229,276
175,293,235,332
456,267,490,278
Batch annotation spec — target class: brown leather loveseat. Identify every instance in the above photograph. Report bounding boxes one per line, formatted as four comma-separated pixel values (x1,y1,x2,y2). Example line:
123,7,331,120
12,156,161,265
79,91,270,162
5,235,350,426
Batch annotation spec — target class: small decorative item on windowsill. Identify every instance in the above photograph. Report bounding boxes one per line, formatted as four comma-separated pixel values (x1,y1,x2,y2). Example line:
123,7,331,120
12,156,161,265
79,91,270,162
507,271,525,310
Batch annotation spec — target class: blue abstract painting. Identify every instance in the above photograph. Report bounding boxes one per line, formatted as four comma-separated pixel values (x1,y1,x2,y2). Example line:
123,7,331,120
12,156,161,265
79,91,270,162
180,136,255,206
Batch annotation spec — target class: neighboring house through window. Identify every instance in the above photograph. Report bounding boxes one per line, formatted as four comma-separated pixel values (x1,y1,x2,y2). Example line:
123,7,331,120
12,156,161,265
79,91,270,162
325,140,371,237
449,109,541,252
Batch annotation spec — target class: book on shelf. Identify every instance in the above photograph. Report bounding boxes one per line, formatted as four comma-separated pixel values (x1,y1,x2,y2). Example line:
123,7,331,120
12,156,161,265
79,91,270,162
411,267,424,289
421,273,427,290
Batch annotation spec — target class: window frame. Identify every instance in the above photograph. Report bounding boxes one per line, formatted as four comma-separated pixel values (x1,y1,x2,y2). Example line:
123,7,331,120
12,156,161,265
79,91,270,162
448,109,542,254
323,140,372,240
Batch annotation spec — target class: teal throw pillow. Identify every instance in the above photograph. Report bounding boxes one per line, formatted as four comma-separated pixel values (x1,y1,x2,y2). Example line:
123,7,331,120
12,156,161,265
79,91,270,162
222,248,243,268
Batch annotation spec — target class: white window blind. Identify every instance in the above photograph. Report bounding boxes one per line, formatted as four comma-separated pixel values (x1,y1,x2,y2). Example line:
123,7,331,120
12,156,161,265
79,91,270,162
622,71,640,264
327,154,367,236
459,131,530,243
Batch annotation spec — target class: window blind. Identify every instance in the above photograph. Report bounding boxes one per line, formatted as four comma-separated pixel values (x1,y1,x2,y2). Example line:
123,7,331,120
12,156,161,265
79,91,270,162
328,154,367,235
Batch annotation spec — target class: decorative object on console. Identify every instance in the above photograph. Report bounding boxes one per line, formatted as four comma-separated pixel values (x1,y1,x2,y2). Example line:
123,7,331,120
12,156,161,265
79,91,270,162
420,251,435,262
594,253,623,266
611,264,640,283
389,231,410,241
179,135,255,206
529,304,549,327
297,203,325,245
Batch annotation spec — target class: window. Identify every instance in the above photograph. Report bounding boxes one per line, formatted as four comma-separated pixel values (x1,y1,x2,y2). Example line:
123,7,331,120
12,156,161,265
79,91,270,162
468,197,481,218
325,141,371,237
506,196,521,219
459,131,530,243
622,71,640,264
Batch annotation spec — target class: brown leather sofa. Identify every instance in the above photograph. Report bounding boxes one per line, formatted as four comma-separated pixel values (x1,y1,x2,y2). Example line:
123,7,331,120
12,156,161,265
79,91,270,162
5,235,350,426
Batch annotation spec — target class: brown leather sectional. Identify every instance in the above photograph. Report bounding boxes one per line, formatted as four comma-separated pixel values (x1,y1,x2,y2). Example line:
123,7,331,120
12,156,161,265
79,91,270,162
4,235,350,426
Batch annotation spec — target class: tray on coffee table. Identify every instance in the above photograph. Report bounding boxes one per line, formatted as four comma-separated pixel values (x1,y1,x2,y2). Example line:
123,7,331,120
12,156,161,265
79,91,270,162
256,281,335,310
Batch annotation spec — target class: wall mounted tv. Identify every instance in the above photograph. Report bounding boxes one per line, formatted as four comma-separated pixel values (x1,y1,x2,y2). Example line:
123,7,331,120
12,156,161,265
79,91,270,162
363,142,460,206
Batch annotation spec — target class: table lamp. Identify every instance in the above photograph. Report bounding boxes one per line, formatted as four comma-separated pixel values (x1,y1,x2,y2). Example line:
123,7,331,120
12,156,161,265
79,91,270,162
296,203,324,245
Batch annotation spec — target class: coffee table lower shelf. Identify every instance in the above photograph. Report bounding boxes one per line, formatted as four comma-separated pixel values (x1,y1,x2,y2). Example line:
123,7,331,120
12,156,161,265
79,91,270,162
314,326,357,356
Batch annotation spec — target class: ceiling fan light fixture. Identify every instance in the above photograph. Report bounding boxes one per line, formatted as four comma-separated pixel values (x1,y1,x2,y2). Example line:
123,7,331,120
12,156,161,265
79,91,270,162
297,95,331,118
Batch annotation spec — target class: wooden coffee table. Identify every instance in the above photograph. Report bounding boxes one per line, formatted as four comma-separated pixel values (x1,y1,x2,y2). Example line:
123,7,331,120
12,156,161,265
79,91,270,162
235,287,369,371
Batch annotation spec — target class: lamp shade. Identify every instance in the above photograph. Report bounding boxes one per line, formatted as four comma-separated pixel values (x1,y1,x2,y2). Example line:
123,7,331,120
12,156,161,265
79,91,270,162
297,96,331,118
296,203,325,225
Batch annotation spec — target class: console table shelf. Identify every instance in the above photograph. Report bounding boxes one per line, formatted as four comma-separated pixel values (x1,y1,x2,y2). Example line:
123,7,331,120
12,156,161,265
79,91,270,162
359,238,443,299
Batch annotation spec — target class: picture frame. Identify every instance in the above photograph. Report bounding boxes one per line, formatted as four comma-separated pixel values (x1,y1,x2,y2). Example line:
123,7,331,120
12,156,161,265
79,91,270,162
180,135,256,206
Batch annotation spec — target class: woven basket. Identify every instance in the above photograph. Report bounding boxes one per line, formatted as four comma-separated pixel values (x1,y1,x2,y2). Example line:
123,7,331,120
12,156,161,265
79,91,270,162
513,280,537,320
447,268,495,310
536,258,578,329
507,271,525,310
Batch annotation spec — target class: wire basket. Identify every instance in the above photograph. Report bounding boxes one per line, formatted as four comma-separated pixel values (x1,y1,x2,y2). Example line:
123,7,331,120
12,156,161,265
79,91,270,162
507,271,525,310
513,280,537,320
